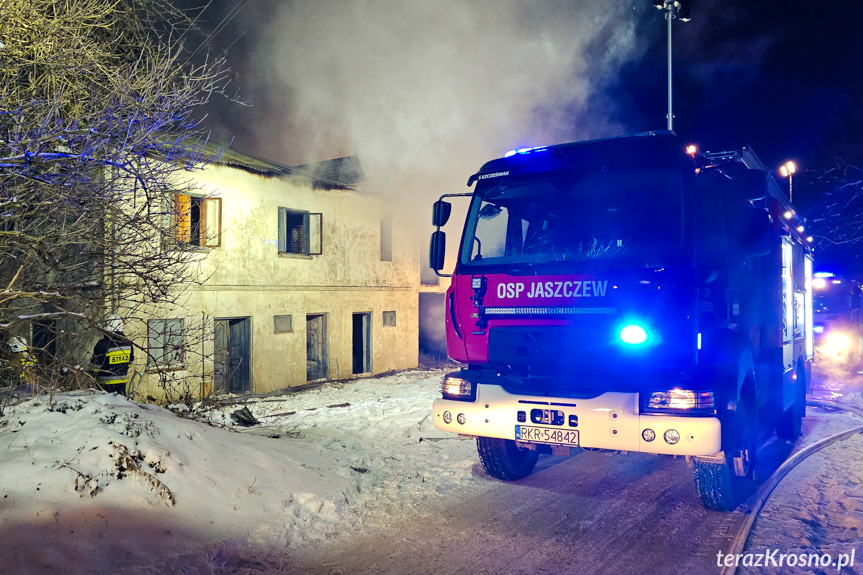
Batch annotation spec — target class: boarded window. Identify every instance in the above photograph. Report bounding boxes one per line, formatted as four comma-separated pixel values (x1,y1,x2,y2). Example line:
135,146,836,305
382,311,396,327
380,217,392,261
174,194,221,247
274,314,293,334
147,318,184,367
278,207,322,255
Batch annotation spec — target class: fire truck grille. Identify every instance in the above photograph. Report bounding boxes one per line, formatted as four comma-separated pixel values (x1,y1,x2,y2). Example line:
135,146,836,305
488,327,594,366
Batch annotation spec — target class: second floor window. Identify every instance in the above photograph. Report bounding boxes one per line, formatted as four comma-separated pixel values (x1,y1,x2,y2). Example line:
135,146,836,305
380,217,392,262
174,194,222,247
278,207,322,256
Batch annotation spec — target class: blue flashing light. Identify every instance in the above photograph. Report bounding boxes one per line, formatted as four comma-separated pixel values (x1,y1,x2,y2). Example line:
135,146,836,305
814,272,835,278
505,146,548,159
619,324,649,345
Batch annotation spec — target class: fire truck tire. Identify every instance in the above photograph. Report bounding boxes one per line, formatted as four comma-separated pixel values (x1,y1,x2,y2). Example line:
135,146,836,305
693,402,757,511
476,437,539,481
776,364,805,440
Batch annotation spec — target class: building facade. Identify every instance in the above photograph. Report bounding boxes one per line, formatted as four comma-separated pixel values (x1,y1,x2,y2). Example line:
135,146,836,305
131,151,419,400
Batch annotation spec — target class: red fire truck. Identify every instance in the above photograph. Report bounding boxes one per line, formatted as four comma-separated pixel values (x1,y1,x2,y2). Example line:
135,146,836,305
429,132,814,510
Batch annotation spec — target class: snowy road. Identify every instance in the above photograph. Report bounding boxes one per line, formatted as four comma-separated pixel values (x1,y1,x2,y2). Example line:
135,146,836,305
286,448,741,575
207,363,863,575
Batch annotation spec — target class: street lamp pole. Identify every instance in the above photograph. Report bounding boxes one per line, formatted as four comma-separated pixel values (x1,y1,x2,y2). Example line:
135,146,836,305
654,1,690,132
780,161,797,203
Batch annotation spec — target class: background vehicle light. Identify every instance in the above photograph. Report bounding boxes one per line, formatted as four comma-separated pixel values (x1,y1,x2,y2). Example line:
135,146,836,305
813,325,824,334
642,429,656,442
441,375,473,399
457,413,467,425
821,332,852,359
619,324,648,345
664,429,681,445
443,411,452,424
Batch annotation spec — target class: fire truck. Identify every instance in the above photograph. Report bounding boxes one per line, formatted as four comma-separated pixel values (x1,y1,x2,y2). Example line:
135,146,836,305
428,132,814,511
812,271,863,364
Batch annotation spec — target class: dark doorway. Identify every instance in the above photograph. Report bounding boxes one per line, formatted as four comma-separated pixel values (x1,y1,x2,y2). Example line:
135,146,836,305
31,319,57,365
306,314,327,381
352,312,371,374
214,317,251,394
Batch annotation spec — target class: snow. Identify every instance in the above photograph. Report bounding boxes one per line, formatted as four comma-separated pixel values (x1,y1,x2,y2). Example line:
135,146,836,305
3,363,863,574
0,370,485,574
738,360,863,574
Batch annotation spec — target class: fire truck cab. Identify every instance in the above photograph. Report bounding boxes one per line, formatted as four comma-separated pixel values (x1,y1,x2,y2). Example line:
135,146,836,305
429,132,814,511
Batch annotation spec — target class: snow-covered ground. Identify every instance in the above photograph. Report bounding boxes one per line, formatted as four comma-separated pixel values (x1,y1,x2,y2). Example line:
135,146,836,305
738,360,863,575
3,362,863,574
0,370,486,574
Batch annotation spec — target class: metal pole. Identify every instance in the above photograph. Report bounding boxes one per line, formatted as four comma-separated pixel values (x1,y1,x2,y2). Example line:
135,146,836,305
667,9,673,131
789,174,793,203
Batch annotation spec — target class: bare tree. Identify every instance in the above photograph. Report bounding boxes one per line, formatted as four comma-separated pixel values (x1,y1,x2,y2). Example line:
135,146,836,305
0,0,230,399
796,100,863,276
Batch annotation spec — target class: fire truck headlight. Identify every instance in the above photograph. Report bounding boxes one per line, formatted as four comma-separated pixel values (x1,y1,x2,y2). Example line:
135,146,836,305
642,428,656,442
441,372,474,400
618,323,649,345
644,390,715,413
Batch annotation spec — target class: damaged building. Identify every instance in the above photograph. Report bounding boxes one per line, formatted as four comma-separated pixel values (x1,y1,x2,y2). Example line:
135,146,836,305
132,149,419,400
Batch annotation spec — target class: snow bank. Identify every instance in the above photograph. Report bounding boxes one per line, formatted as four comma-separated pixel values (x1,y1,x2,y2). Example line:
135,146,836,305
0,369,484,574
0,389,356,574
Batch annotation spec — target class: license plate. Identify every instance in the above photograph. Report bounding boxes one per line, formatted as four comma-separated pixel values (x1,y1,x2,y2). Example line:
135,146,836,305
515,425,579,447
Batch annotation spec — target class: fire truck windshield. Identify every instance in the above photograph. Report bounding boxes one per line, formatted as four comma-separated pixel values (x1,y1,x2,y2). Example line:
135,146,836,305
460,167,687,269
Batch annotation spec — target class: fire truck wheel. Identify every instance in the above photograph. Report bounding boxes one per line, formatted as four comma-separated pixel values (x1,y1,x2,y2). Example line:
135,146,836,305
776,364,805,440
693,402,757,511
476,437,539,481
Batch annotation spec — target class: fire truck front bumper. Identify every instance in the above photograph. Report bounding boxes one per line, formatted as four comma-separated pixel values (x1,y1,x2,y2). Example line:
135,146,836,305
433,384,721,457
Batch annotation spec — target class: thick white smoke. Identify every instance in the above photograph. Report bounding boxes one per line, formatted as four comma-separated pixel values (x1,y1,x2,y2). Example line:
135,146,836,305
236,1,646,204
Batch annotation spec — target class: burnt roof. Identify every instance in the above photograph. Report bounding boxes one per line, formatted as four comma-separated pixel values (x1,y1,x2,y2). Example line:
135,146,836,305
203,145,365,190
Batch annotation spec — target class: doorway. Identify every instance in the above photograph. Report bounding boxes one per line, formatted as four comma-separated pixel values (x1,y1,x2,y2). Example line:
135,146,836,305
352,312,371,374
214,317,251,394
306,314,328,381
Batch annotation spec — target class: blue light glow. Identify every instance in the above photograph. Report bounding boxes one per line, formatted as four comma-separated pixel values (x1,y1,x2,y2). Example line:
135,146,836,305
505,146,548,158
619,324,649,345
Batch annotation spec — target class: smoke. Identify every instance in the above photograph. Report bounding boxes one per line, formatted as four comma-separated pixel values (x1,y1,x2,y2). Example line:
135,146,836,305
216,1,646,207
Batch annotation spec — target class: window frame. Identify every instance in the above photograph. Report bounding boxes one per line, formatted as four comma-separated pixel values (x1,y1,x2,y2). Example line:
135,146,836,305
147,318,185,369
174,194,222,248
278,207,322,256
274,314,293,334
380,217,393,262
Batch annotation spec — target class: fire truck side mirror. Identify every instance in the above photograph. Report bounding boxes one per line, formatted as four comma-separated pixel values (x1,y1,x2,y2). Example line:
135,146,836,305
433,200,452,227
430,231,446,271
742,206,771,257
734,169,769,202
